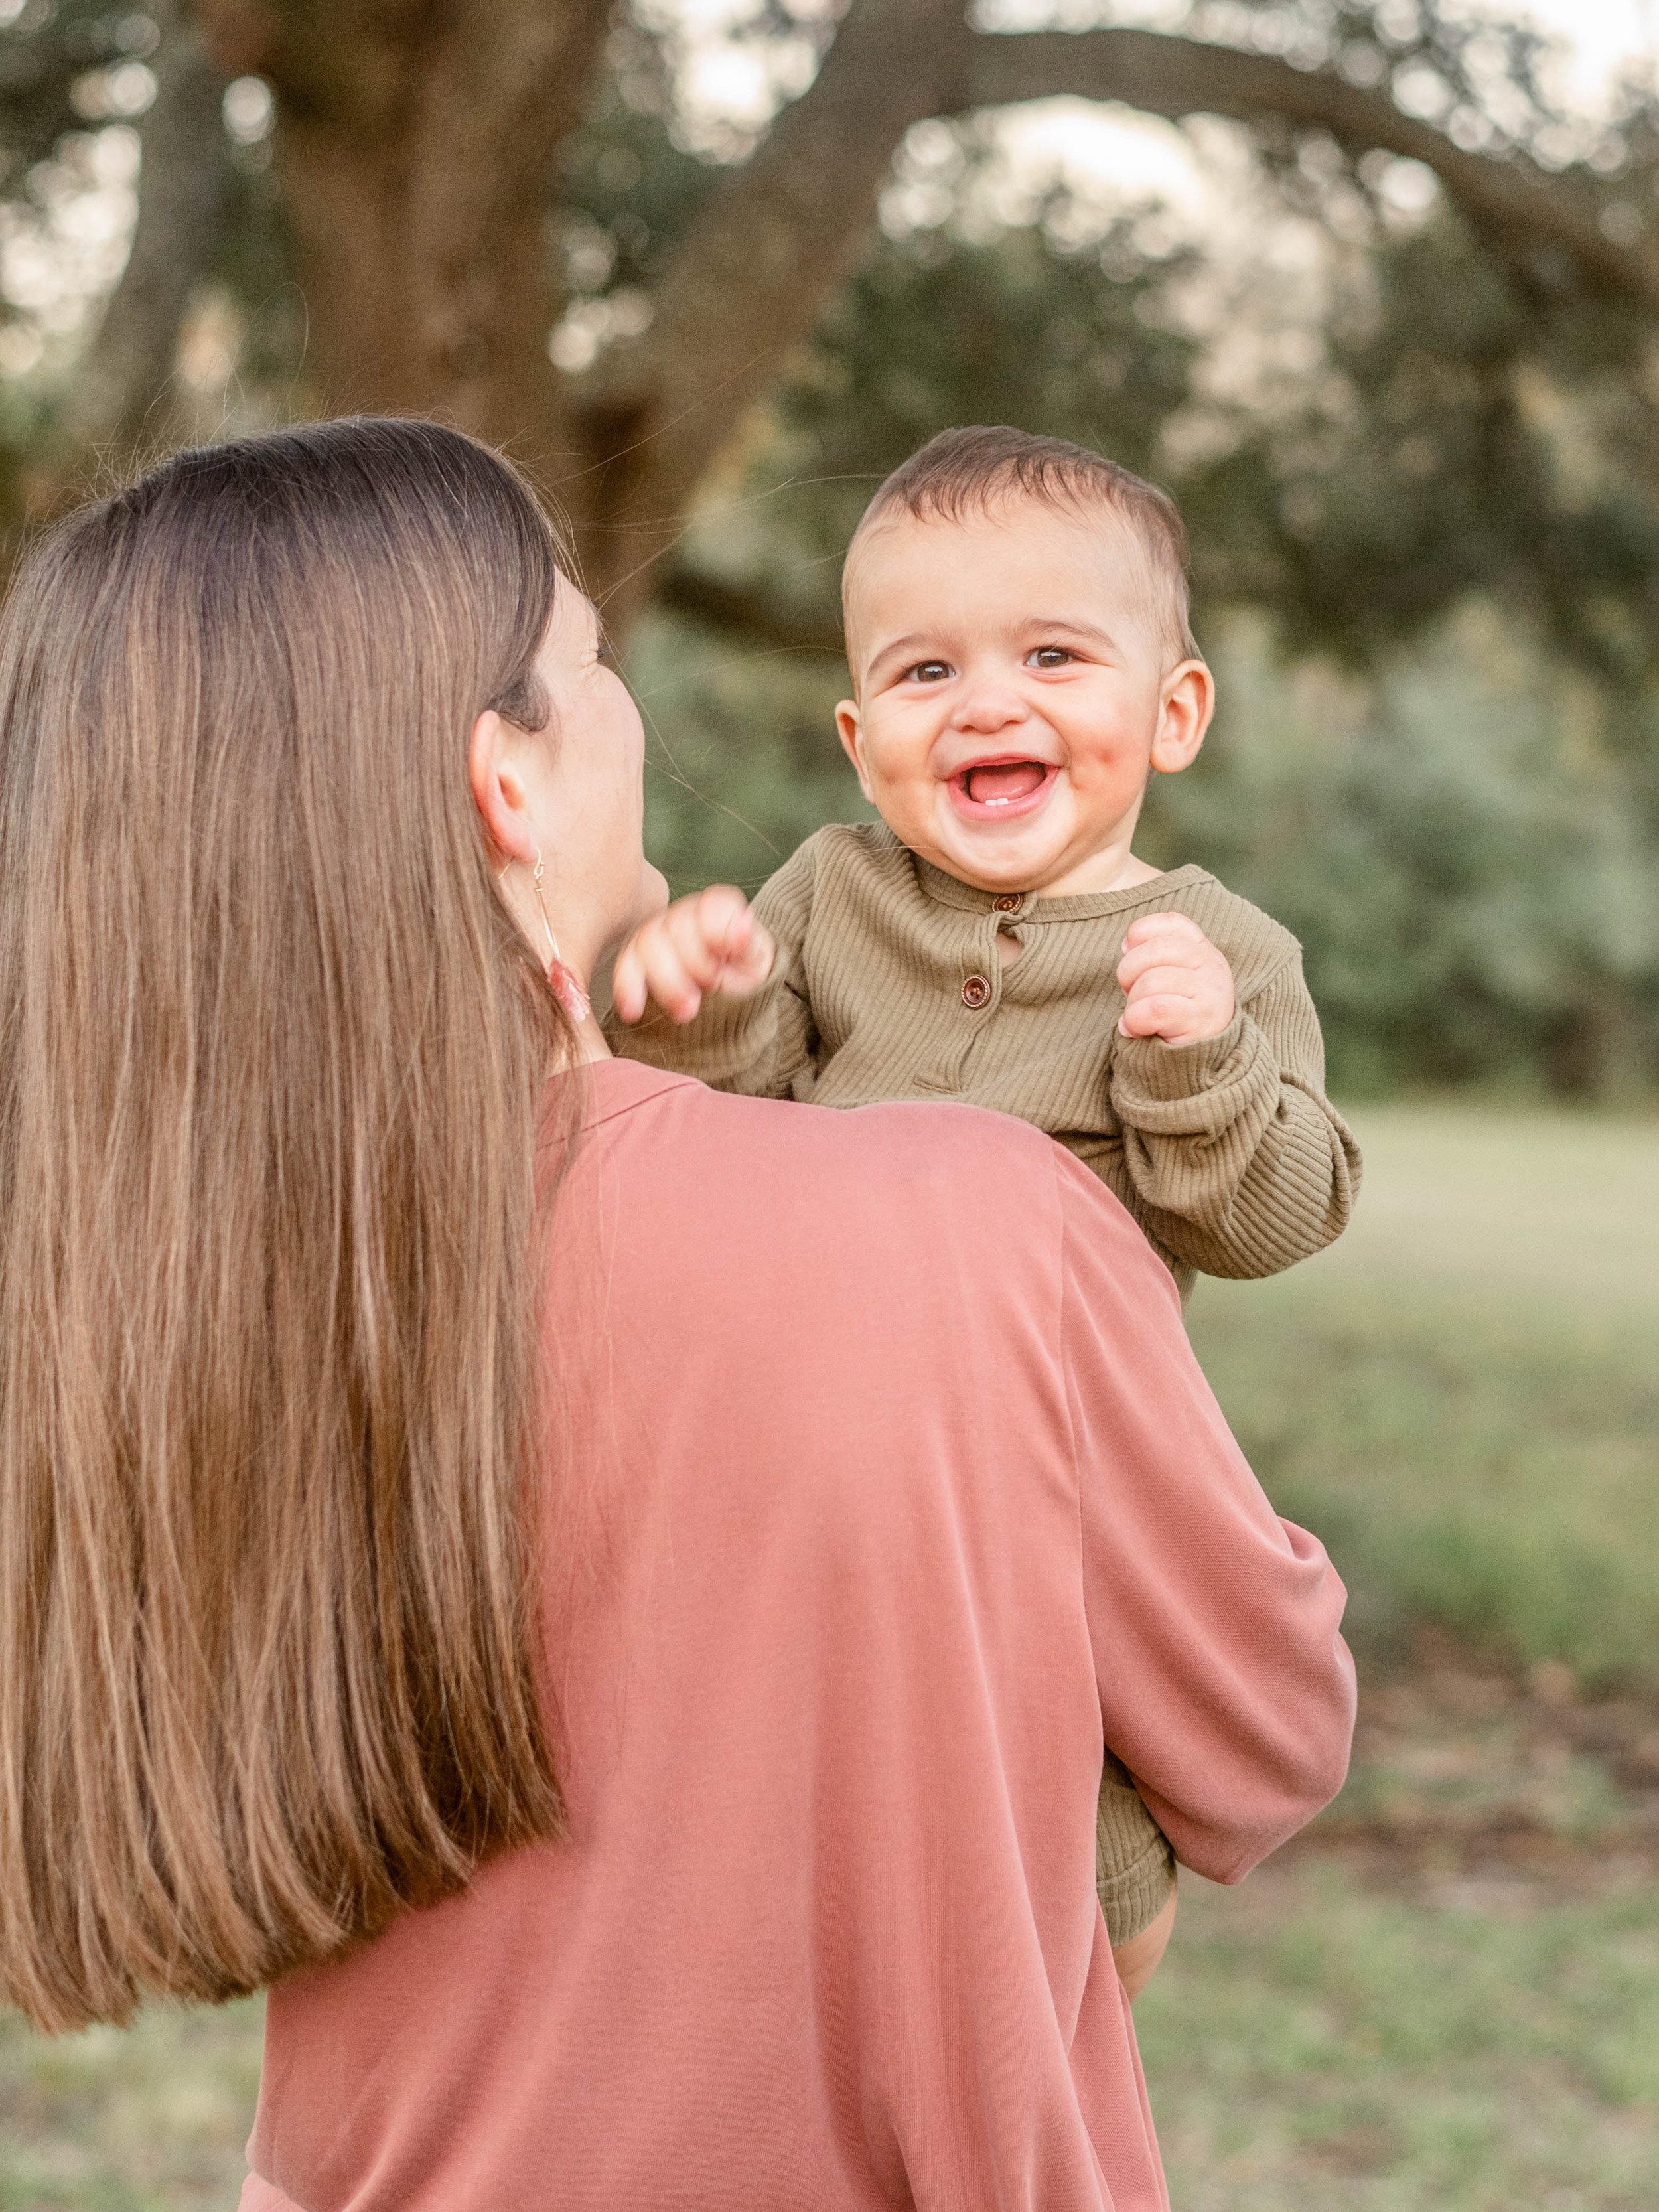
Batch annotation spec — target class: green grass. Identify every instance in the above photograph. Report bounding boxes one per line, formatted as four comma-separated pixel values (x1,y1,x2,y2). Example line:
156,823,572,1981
3,1104,1655,2207
1140,1862,1659,2211
1188,1103,1659,1686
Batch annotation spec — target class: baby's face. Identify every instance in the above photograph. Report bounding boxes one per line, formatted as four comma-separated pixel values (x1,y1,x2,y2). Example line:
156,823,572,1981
837,499,1209,899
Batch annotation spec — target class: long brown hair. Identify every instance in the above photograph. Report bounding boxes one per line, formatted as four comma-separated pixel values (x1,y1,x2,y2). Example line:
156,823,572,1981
0,419,574,2031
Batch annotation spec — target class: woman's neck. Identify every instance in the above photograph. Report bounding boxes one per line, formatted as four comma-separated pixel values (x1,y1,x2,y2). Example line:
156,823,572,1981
569,1010,613,1062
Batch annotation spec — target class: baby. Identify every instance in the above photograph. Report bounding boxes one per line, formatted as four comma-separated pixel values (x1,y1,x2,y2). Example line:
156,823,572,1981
609,424,1361,1960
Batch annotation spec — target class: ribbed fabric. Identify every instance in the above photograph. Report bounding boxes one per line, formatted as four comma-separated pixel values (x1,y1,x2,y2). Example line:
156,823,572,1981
616,823,1361,1303
1097,1752,1177,1940
613,821,1360,1941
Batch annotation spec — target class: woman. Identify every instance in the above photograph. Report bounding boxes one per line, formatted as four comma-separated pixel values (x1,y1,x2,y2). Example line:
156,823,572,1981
0,420,1353,2211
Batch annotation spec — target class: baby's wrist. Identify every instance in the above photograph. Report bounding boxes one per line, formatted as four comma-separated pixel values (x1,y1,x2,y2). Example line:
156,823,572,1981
1160,1014,1234,1047
1119,1007,1242,1054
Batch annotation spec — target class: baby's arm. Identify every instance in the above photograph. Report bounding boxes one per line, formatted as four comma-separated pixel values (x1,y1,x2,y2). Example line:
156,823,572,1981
1112,1884,1177,2002
609,846,818,1096
612,885,774,1025
1098,1749,1177,1955
1108,913,1360,1280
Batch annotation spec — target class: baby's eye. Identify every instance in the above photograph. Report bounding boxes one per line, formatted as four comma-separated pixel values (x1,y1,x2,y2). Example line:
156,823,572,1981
1028,646,1075,670
904,659,954,684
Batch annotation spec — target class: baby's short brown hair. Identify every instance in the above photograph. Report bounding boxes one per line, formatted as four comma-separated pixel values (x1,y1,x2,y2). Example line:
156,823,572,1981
845,425,1200,666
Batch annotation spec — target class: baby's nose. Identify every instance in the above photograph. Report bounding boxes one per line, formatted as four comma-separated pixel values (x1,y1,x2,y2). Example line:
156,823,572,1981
950,680,1029,731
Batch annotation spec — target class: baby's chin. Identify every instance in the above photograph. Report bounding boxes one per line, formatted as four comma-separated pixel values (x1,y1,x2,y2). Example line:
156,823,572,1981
910,802,1080,896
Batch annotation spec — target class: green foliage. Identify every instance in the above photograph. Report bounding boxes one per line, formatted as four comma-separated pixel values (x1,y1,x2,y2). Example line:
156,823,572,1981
1141,612,1659,1095
666,132,1659,687
0,6,287,442
0,1,144,179
760,202,1203,575
626,609,867,896
552,71,723,303
1246,216,1659,686
3,5,1659,1094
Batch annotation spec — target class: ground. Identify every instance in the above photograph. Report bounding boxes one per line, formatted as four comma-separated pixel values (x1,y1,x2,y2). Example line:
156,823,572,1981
2,1102,1654,2209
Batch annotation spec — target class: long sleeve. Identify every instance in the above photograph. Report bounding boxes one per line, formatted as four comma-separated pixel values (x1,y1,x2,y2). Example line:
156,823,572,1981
609,841,820,1096
1096,1753,1174,1943
1103,945,1361,1281
1057,1147,1355,1881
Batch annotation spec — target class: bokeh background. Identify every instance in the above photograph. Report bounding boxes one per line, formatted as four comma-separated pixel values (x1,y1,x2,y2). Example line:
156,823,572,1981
1,3,1656,2205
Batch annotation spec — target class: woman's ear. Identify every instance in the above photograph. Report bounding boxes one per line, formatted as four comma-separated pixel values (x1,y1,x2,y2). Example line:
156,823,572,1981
835,700,875,804
469,707,538,865
1149,662,1216,777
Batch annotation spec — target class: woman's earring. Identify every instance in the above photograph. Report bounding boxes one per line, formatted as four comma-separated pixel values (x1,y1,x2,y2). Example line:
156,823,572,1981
530,851,591,1028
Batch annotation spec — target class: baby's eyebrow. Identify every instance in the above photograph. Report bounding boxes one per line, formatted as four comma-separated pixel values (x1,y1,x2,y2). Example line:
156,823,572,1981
863,632,938,677
1017,616,1120,649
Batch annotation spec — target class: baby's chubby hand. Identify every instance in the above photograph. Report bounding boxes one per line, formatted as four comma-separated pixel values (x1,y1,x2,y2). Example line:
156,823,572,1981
611,885,776,1026
1116,912,1236,1046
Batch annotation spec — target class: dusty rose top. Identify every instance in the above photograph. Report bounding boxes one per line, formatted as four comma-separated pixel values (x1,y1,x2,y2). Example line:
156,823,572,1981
240,1060,1354,2212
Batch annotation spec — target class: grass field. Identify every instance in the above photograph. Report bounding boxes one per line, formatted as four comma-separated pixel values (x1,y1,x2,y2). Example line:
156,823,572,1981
0,2002,261,2211
1140,1860,1659,2212
2,1103,1654,2209
1168,1102,1659,2208
1188,1104,1659,1686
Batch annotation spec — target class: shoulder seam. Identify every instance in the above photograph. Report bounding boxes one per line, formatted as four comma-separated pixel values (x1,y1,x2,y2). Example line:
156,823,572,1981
1180,877,1304,960
1240,942,1300,1001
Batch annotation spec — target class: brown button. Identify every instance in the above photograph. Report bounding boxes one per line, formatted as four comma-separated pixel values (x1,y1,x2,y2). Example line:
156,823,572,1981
991,893,1023,913
961,974,993,1010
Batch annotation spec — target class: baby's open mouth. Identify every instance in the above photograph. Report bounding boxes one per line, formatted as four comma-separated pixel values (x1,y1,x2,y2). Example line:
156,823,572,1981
951,759,1057,816
964,761,1046,805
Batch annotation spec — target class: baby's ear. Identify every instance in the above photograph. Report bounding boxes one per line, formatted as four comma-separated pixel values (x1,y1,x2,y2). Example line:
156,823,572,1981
1149,661,1215,777
835,700,875,802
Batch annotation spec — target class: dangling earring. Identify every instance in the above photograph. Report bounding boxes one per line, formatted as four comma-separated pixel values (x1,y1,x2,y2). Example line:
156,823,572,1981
530,851,592,1027
500,850,591,1026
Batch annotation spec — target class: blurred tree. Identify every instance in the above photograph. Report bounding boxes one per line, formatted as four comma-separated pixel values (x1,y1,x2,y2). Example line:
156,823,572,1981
1143,611,1659,1096
611,120,1659,1097
664,158,1659,694
5,0,1659,631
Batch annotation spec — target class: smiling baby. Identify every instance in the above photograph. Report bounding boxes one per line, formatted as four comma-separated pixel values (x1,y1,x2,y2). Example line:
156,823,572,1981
610,425,1361,1954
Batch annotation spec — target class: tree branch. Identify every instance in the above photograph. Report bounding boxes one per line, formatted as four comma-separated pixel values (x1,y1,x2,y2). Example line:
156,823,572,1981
195,0,612,465
598,13,1659,621
579,0,968,548
960,27,1659,313
62,0,233,458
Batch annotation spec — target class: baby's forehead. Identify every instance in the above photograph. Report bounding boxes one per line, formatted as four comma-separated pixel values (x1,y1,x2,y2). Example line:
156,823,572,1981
842,496,1158,643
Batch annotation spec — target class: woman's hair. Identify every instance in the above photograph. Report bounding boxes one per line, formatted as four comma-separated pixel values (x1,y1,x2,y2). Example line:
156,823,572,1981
0,417,575,2031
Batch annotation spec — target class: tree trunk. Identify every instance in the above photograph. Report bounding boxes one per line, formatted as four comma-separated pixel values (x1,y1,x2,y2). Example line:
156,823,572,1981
196,0,613,487
564,0,968,617
60,0,232,463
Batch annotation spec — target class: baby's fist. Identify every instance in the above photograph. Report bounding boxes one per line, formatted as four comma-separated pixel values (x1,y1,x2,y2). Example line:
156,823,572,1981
611,885,776,1026
1116,912,1236,1045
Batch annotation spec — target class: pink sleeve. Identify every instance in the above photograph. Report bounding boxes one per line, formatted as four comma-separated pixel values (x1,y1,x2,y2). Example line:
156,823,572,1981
1056,1147,1356,1884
